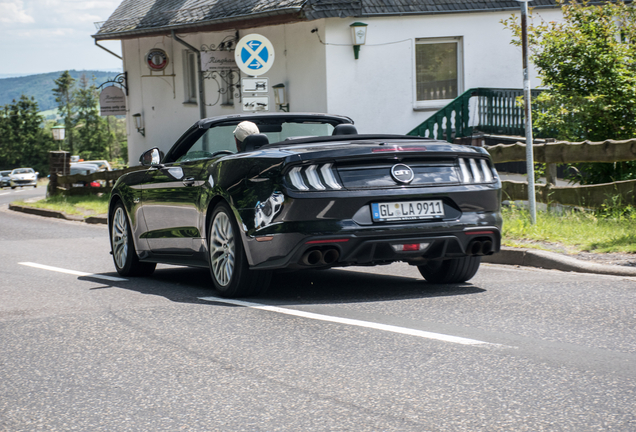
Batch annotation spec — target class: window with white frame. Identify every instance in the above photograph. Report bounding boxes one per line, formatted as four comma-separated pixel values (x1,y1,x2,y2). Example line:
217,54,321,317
415,37,463,106
183,50,197,104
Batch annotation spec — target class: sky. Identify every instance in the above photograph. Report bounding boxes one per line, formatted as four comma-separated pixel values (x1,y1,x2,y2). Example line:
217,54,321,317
0,0,124,77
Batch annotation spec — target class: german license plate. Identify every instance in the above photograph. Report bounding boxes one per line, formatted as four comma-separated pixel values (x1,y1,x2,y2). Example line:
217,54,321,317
372,200,444,222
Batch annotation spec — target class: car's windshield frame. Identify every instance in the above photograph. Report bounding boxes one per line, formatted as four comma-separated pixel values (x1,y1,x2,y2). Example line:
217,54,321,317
163,114,354,164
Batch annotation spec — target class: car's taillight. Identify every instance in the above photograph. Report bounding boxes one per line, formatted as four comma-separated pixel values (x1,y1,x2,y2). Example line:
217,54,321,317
458,158,495,184
286,163,343,191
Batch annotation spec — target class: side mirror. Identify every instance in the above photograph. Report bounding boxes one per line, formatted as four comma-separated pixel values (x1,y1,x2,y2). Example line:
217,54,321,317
140,148,162,166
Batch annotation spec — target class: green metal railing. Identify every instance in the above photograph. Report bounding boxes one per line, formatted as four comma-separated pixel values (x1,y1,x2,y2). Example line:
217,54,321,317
407,88,543,142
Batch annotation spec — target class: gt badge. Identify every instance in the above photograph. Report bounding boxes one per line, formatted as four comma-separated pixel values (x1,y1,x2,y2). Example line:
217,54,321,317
391,164,414,184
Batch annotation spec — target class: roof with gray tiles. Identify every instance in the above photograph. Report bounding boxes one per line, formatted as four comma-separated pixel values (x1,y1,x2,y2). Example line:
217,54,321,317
93,0,567,39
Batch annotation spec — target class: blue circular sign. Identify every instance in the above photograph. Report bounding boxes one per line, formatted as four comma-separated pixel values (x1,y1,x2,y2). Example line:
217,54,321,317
235,34,275,76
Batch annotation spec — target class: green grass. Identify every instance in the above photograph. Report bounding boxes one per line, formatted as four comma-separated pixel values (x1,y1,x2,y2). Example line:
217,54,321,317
15,194,109,217
503,203,636,254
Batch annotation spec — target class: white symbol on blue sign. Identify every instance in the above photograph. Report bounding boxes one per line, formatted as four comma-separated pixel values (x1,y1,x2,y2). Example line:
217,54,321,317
235,34,275,76
241,40,269,71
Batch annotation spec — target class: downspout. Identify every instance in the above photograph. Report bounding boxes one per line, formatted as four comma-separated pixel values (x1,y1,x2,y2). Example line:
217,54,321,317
94,40,123,60
171,30,207,119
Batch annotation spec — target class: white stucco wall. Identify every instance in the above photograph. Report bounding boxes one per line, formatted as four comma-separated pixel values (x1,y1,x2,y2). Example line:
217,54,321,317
123,21,328,163
322,9,563,135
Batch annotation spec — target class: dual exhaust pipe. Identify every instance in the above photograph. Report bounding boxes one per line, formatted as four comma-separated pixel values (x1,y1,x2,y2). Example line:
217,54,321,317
468,239,493,256
301,248,340,267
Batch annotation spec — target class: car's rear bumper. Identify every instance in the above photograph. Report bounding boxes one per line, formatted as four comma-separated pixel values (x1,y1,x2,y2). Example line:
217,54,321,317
245,211,502,270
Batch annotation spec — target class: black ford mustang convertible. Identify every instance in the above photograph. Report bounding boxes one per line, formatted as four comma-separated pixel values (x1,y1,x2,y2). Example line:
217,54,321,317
109,113,502,297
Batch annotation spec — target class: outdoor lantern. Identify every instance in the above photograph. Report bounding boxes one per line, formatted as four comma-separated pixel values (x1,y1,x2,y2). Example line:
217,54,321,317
51,124,65,151
51,125,65,141
132,113,145,137
273,83,289,112
350,22,368,60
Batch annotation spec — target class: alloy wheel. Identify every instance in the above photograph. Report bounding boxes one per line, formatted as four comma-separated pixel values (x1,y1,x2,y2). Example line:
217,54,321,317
112,207,129,269
210,211,235,286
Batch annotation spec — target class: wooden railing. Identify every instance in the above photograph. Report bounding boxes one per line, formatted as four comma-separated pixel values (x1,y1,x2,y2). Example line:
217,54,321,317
488,138,636,208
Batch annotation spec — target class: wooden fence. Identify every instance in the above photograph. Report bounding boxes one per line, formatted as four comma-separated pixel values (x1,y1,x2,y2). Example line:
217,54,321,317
48,166,144,196
487,138,636,208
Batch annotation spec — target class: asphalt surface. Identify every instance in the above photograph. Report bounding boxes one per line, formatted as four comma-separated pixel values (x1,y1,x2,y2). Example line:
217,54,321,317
2,205,636,431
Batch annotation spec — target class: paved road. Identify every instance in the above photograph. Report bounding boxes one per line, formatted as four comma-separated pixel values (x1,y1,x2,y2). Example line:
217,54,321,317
1,207,635,431
0,184,46,205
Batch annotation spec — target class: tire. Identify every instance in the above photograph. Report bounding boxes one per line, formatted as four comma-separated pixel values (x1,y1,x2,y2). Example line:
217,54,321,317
208,202,271,297
418,256,481,284
110,202,156,277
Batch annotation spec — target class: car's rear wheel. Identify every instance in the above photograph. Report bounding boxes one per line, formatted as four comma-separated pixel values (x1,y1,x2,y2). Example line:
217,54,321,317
111,203,156,277
208,202,271,297
418,256,481,284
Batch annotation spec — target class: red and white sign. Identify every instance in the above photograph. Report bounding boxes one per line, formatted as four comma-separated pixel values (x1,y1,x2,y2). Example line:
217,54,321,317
146,48,169,71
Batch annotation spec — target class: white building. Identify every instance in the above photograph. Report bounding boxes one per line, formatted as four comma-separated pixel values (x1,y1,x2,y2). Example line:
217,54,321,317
93,0,563,163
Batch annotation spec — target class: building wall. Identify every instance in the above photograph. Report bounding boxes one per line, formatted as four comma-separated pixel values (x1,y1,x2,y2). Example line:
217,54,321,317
323,9,563,135
123,20,328,163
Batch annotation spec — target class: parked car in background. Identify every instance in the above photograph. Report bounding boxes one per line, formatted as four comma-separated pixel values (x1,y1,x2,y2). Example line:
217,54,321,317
9,168,38,188
82,160,112,171
69,163,101,187
0,170,11,188
109,113,502,298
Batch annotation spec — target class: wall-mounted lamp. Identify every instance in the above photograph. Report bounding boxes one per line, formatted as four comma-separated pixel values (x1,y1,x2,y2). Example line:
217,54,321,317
132,113,145,137
350,22,368,60
273,83,289,112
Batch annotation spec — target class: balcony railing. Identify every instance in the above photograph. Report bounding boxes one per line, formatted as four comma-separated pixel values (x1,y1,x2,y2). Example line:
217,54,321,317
408,88,543,142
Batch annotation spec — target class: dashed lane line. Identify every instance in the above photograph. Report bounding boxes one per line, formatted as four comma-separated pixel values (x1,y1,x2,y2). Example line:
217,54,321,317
19,262,128,282
199,296,498,347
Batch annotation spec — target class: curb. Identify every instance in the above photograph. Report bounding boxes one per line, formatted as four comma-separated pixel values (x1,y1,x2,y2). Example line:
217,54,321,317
8,204,108,225
483,247,636,277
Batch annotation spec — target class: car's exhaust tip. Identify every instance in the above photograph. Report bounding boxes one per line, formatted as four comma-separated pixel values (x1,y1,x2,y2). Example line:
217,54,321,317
321,248,340,265
481,240,493,255
301,249,323,266
301,248,340,267
469,240,483,256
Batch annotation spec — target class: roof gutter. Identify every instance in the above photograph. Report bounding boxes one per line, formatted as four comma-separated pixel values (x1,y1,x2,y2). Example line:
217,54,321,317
171,30,206,120
94,39,122,60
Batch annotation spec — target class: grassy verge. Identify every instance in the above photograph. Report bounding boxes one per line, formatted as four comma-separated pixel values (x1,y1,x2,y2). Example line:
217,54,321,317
14,194,109,217
503,204,636,254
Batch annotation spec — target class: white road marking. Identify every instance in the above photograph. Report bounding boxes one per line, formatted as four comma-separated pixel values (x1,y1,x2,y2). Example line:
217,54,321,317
199,297,494,346
19,262,128,282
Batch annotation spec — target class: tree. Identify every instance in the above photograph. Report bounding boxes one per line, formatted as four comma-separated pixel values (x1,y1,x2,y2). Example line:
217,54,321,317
0,96,56,174
75,74,111,160
52,71,76,155
503,0,636,184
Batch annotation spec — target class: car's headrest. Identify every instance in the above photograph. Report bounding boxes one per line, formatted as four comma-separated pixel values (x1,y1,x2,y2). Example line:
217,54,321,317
241,133,269,152
332,124,358,135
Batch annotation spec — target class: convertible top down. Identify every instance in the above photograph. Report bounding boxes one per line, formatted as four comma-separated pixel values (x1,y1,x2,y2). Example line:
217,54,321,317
109,113,502,297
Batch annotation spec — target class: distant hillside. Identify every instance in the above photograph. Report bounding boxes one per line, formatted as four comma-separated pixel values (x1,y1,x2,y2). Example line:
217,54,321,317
0,70,122,112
